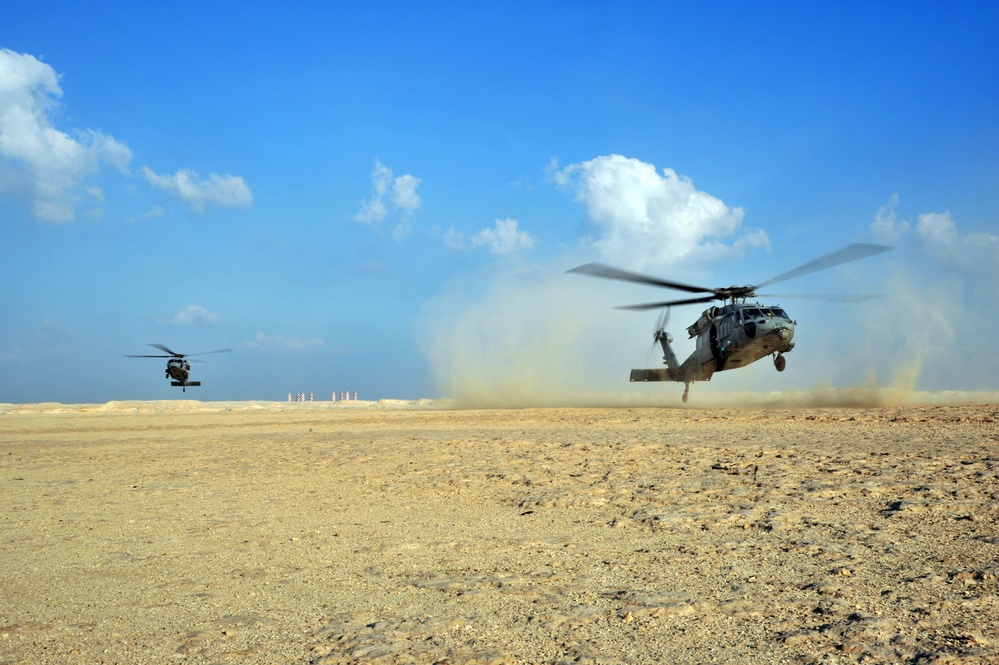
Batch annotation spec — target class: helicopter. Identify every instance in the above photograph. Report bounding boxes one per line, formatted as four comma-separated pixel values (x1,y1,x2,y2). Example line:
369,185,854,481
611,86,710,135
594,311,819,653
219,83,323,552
126,344,232,391
568,243,892,402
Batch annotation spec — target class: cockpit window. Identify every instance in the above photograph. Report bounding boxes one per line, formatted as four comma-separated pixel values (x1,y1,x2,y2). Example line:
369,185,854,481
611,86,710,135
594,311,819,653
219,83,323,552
768,308,790,320
741,308,762,321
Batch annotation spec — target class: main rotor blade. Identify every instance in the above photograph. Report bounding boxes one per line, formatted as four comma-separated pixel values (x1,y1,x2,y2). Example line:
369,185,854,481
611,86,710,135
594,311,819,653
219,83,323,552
567,263,712,295
615,295,718,311
187,348,233,357
126,354,172,358
753,243,892,291
149,343,182,357
757,293,885,302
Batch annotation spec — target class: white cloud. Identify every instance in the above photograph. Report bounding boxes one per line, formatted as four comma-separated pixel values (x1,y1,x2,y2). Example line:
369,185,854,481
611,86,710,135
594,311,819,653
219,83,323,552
354,159,422,238
872,199,999,270
445,218,537,256
551,154,759,272
0,49,133,223
241,331,326,351
473,218,537,256
391,174,422,212
354,196,387,224
917,210,999,272
142,167,252,213
1,49,252,223
916,211,957,248
166,304,221,325
870,193,910,241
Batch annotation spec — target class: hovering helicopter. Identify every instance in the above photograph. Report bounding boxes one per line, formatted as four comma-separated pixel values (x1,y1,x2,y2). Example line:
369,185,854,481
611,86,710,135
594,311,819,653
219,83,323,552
568,243,892,402
126,344,232,391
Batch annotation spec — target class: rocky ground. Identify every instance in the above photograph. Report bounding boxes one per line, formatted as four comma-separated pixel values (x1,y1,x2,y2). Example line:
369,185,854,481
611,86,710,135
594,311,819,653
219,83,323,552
1,401,997,664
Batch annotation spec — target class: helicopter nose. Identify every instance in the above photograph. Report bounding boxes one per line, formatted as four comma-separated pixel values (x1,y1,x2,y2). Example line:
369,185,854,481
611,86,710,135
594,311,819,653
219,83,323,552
776,327,793,342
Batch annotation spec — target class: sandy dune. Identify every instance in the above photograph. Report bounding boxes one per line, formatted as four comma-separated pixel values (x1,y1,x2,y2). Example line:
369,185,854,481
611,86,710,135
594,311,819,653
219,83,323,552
2,400,998,663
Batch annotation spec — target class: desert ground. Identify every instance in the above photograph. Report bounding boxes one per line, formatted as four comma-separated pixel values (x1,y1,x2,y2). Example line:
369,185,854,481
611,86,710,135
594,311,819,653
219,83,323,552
1,399,998,664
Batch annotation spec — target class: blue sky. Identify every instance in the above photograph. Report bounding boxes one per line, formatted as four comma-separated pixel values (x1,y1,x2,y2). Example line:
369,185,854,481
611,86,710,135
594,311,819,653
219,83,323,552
2,1,997,404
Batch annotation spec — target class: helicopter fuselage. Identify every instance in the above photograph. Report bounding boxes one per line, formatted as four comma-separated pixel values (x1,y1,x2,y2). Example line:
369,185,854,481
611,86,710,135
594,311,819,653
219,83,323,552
165,358,201,390
165,358,192,383
631,302,796,400
691,302,795,374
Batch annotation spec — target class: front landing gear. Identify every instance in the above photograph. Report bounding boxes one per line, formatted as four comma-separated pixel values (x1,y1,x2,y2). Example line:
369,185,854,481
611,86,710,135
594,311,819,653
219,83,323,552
682,382,690,403
774,353,786,372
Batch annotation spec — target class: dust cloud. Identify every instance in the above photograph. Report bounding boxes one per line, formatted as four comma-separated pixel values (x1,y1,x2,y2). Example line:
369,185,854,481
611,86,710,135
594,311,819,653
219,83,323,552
418,245,997,409
418,261,642,408
417,259,966,409
783,222,998,400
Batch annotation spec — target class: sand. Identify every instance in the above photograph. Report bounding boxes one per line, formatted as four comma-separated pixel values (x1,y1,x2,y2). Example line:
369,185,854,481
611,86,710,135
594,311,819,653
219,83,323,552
1,400,998,664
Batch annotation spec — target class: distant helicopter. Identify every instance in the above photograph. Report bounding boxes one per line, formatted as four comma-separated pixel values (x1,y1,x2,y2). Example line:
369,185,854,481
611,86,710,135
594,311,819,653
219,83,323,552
126,344,232,391
568,243,892,402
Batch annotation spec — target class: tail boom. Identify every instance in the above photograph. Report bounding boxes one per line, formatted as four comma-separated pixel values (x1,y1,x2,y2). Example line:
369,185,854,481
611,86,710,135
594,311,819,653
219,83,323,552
630,368,673,382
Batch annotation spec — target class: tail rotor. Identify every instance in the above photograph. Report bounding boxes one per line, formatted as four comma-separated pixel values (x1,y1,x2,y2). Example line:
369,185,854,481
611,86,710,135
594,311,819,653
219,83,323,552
646,307,672,365
653,306,671,343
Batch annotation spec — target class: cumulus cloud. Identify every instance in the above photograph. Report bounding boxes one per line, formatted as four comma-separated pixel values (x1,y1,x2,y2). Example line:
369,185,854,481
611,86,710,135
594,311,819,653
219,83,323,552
914,210,998,264
1,49,254,223
391,174,422,212
444,218,537,256
871,198,999,272
142,167,252,213
870,193,910,241
913,211,999,311
355,196,387,225
0,48,132,223
241,331,326,351
165,304,221,326
550,154,764,272
355,159,422,239
871,195,998,270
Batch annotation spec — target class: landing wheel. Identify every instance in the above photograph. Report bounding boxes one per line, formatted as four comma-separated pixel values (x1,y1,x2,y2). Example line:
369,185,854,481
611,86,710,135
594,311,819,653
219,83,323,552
682,383,689,403
774,353,786,372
